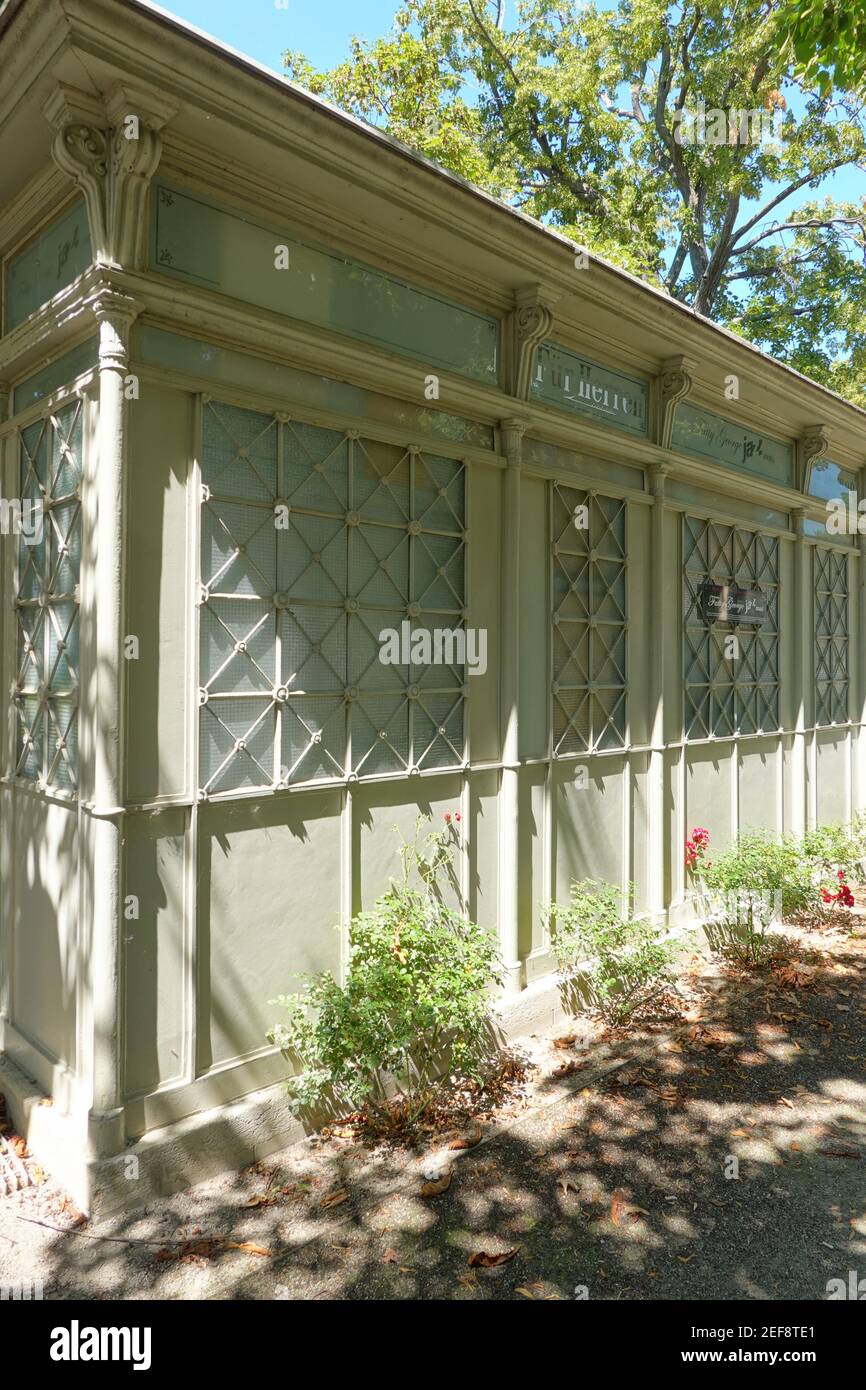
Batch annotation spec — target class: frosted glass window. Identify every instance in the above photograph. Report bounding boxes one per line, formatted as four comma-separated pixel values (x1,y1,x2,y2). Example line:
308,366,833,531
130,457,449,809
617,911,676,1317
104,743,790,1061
683,516,779,739
814,547,849,727
198,401,467,794
13,400,82,792
551,483,627,754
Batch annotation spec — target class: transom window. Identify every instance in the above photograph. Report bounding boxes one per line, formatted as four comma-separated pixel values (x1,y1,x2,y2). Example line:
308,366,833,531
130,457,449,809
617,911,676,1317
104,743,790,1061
814,546,849,727
198,400,468,795
683,516,779,739
551,483,627,754
13,400,82,793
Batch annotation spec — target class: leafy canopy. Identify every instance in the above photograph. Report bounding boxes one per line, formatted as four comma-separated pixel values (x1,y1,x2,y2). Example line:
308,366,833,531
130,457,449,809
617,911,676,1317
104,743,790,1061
285,1,866,404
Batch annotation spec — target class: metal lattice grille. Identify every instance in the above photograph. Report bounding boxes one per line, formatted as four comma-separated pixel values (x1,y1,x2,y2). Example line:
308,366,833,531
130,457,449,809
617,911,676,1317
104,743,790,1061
814,547,849,727
683,516,779,739
198,401,467,794
551,483,627,755
13,401,82,793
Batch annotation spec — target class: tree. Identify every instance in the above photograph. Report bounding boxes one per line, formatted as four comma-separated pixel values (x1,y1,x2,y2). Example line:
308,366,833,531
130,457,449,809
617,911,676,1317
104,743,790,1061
285,1,866,404
778,0,866,98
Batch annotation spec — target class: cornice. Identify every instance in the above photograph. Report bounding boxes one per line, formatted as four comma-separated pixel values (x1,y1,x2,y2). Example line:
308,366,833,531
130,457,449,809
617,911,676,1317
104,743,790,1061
0,258,859,528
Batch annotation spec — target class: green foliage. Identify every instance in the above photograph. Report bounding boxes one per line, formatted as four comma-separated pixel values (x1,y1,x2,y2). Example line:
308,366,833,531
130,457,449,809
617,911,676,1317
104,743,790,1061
801,813,866,884
777,0,866,98
284,0,866,401
548,879,675,1024
696,831,814,965
267,815,503,1120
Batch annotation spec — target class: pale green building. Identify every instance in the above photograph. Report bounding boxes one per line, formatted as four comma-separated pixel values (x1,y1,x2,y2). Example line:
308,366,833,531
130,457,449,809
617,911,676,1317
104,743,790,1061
0,0,863,1212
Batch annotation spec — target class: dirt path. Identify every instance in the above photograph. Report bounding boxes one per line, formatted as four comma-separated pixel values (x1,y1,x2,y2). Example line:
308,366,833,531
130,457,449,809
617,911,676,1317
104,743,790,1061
2,917,865,1301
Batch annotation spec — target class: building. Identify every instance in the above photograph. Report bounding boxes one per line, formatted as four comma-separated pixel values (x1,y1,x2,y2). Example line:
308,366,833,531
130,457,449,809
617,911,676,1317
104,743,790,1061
0,0,863,1213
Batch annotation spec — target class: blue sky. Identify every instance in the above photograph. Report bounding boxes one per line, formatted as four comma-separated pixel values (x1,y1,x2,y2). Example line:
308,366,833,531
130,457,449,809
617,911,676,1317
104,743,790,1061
148,0,399,73
151,0,863,266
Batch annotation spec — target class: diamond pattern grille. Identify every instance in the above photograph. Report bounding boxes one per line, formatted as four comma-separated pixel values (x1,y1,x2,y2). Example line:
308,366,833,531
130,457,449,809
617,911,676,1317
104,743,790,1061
13,400,82,792
551,484,627,754
814,546,848,726
198,401,467,794
683,516,779,739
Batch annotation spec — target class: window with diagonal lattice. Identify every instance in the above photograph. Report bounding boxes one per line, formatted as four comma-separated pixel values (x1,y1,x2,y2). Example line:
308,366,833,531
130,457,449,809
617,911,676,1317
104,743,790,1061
198,401,467,794
683,516,779,739
551,484,627,754
814,547,848,727
12,400,82,793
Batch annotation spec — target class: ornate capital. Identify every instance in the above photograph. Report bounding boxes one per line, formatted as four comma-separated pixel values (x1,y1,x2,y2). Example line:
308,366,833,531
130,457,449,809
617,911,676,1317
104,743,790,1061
44,83,175,270
91,285,142,373
798,424,830,491
648,460,670,500
499,416,527,462
654,355,694,450
508,286,557,400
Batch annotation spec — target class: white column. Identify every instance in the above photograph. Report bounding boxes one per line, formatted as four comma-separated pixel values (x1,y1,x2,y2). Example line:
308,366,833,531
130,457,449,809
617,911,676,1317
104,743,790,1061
856,471,866,815
790,508,809,835
648,462,668,921
86,287,139,1159
499,419,525,990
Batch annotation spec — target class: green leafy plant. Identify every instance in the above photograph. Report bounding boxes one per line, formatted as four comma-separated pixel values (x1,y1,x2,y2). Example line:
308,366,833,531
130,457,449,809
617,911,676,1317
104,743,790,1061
802,814,866,885
267,814,503,1124
691,832,814,965
547,879,674,1025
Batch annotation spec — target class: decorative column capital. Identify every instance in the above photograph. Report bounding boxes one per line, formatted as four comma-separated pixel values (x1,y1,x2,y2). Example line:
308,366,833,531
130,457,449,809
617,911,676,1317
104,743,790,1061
508,285,557,400
499,416,528,463
43,82,175,270
654,355,694,450
797,424,831,491
648,460,670,499
91,285,142,372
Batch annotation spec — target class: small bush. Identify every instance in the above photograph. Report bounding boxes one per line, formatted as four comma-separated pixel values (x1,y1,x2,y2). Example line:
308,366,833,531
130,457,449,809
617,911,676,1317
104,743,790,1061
547,879,674,1024
691,832,813,965
802,816,866,902
267,814,504,1124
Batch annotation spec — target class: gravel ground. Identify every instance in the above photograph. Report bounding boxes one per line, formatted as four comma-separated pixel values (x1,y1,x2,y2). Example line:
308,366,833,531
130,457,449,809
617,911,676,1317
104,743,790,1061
2,915,865,1301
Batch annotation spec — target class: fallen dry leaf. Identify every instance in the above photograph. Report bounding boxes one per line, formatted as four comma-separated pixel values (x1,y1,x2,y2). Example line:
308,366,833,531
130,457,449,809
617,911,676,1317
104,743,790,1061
553,1034,577,1049
420,1171,452,1198
611,1190,649,1226
449,1124,482,1151
224,1241,271,1257
382,1248,399,1264
552,1059,587,1079
319,1189,350,1209
468,1247,520,1268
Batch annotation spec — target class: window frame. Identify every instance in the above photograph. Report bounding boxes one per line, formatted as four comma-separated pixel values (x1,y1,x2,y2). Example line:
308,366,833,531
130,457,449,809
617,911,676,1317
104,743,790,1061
196,398,471,799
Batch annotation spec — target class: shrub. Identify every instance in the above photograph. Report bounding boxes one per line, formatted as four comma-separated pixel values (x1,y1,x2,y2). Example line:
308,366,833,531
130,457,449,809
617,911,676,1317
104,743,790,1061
267,814,503,1123
689,831,815,965
547,879,674,1024
802,816,866,897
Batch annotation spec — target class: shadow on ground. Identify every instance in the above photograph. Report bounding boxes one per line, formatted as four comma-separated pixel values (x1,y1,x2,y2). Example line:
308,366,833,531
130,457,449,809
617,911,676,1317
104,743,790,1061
3,924,866,1300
